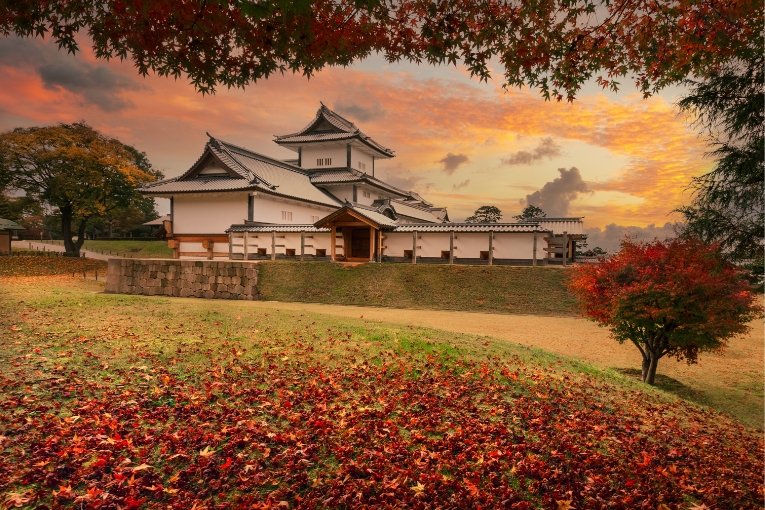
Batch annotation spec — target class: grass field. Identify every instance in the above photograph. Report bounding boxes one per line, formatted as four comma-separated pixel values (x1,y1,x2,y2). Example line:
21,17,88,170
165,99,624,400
259,262,579,316
31,239,173,258
0,258,762,508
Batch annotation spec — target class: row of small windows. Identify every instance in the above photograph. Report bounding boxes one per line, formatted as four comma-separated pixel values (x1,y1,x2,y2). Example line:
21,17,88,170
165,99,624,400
358,161,367,171
281,211,321,223
316,157,332,166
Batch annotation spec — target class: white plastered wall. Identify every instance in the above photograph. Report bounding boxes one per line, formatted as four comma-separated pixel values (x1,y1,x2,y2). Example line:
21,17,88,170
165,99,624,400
492,232,536,259
322,184,354,203
173,192,248,234
350,147,374,173
230,232,342,257
383,231,537,260
252,194,336,224
301,146,348,170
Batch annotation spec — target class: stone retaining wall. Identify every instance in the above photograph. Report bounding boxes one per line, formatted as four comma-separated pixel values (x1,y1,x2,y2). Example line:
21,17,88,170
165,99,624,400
105,259,259,300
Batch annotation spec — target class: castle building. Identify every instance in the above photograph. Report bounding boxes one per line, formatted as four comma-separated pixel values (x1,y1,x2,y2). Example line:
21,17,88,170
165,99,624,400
141,104,585,264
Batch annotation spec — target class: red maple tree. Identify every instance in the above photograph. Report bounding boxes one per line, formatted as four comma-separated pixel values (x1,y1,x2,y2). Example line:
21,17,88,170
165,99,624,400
569,238,761,384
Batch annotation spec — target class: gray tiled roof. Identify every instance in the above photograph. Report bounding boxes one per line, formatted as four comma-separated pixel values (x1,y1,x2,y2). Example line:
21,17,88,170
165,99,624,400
310,169,422,202
349,204,399,228
0,218,23,230
142,137,341,208
388,200,443,223
275,104,394,157
228,224,329,233
141,176,253,193
393,223,550,233
228,221,551,234
220,142,340,206
517,217,584,222
309,169,363,184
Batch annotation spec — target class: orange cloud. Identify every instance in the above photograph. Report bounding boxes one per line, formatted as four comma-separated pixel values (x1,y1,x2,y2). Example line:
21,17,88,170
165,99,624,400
0,39,710,228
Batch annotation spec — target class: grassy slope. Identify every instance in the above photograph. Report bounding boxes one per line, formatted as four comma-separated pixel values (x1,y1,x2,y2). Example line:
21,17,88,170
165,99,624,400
0,262,762,508
258,262,578,316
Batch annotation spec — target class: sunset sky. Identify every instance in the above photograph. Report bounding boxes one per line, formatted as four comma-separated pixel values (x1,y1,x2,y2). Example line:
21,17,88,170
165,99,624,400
0,36,710,249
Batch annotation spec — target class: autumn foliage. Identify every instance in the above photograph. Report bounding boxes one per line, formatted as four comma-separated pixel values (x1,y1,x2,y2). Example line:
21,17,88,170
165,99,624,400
570,238,760,384
1,263,763,508
0,124,161,257
0,0,760,99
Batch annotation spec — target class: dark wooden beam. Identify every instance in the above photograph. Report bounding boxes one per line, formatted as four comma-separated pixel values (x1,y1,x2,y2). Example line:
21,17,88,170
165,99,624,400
330,226,336,261
449,231,455,264
369,226,374,261
488,231,494,266
412,231,417,264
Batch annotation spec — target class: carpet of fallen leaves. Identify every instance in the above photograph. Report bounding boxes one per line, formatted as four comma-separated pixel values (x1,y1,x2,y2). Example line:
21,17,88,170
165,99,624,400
0,272,763,509
0,255,107,277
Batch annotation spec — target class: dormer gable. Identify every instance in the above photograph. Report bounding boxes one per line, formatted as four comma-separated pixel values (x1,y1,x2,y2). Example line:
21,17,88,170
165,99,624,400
179,150,244,181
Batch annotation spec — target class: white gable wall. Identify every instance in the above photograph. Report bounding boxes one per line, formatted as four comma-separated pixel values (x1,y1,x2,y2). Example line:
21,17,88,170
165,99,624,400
173,192,248,233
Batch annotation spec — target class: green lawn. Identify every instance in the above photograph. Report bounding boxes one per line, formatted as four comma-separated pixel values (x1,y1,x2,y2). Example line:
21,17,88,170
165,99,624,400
259,262,579,316
0,260,761,508
34,239,173,258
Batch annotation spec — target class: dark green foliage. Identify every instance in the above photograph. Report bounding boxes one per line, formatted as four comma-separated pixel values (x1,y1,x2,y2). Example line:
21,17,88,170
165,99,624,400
465,205,502,223
514,205,546,221
677,54,764,264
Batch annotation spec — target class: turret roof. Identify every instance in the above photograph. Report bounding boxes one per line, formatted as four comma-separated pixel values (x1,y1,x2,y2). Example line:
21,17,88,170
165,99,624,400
274,103,394,158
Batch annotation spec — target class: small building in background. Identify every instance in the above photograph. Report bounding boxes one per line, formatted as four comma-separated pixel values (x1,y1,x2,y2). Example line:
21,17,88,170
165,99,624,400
0,218,23,255
142,215,172,239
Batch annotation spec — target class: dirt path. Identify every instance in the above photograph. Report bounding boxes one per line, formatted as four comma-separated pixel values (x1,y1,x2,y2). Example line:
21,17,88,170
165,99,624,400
12,240,116,260
249,299,764,426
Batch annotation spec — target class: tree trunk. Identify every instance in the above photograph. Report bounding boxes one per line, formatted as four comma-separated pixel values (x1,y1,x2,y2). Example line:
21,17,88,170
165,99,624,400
75,219,87,253
645,354,660,385
60,206,80,257
641,356,651,383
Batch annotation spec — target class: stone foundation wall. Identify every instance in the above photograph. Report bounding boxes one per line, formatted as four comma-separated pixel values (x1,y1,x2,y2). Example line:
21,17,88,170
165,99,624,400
105,259,259,300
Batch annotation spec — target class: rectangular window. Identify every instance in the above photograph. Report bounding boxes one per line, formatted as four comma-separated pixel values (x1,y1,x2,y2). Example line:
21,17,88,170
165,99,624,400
480,251,489,260
285,248,296,257
257,248,267,256
315,249,326,257
441,250,450,260
404,249,413,260
362,190,371,199
281,211,292,222
311,215,320,223
316,157,332,167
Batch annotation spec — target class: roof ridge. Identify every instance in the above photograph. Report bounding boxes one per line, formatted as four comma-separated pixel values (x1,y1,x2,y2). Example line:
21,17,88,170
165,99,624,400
320,104,358,132
390,198,436,212
209,139,270,186
215,137,307,174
